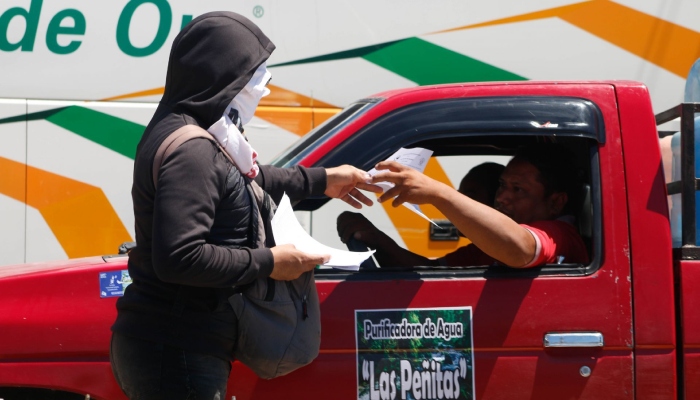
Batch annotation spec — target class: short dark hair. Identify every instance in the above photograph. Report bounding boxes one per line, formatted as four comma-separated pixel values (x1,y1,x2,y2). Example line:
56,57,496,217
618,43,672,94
511,144,581,213
462,162,505,206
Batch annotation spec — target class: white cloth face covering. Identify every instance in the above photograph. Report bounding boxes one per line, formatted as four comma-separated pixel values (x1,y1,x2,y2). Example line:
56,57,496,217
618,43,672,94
231,62,272,125
207,62,272,178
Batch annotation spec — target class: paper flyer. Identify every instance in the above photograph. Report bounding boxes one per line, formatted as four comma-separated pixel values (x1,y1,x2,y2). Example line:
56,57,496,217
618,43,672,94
272,193,374,271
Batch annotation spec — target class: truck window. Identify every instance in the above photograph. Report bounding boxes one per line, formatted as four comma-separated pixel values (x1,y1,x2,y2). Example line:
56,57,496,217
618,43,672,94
285,96,604,278
306,136,599,279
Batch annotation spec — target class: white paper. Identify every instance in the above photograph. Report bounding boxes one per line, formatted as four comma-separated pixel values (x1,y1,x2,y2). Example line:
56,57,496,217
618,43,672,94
271,193,374,271
368,147,439,227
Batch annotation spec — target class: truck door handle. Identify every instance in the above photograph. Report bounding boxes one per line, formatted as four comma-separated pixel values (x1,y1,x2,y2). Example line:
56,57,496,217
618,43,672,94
543,332,604,348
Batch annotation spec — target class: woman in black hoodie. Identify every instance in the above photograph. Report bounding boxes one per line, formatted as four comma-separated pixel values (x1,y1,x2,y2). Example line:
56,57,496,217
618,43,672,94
110,11,376,399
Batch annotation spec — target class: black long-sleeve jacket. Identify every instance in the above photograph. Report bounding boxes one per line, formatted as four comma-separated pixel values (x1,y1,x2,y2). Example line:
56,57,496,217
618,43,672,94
111,11,326,360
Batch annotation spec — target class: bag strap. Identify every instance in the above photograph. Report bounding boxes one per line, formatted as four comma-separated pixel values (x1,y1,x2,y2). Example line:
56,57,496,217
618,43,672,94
151,123,270,250
152,124,234,187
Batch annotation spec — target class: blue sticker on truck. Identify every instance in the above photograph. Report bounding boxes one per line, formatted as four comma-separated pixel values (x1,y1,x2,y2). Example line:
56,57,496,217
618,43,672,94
356,307,475,400
99,270,132,298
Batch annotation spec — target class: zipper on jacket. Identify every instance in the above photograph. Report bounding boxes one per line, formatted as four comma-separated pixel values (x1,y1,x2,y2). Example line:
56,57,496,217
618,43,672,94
302,294,308,320
264,277,275,301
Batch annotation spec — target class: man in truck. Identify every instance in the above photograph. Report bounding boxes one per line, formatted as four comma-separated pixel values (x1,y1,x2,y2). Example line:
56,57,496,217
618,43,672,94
337,144,590,268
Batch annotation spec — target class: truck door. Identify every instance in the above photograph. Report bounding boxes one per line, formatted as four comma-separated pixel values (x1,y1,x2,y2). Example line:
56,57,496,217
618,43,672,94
231,86,633,400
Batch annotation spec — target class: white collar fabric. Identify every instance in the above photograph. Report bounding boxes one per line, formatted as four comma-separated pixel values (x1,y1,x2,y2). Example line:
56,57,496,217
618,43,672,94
207,62,271,178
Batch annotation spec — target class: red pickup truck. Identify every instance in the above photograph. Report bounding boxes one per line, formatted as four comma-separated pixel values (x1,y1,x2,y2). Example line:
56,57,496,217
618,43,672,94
0,81,697,400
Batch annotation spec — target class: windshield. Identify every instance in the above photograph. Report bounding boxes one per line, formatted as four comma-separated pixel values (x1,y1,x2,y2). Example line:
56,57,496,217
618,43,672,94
270,99,381,167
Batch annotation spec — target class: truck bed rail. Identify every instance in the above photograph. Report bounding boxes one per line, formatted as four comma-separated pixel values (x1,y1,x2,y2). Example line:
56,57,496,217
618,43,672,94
657,103,700,258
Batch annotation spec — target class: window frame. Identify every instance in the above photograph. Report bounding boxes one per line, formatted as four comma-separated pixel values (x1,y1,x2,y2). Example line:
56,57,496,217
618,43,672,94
288,96,605,280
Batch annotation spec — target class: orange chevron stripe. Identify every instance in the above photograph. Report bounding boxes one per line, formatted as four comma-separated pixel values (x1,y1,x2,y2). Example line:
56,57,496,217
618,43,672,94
0,157,132,258
438,0,700,78
438,1,590,33
99,84,338,108
263,84,337,108
560,1,700,78
100,87,165,101
0,156,26,203
99,85,341,136
254,106,341,136
260,84,341,135
254,106,314,136
380,158,472,258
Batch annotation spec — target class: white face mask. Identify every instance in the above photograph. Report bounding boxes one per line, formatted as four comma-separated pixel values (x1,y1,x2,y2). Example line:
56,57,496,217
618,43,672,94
206,62,271,179
229,62,272,126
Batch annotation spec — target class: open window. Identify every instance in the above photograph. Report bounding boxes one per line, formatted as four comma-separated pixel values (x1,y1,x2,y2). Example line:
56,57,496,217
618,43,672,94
273,96,603,279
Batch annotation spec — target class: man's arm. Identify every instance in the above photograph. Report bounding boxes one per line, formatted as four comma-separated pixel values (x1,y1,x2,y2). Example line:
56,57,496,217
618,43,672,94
374,161,537,267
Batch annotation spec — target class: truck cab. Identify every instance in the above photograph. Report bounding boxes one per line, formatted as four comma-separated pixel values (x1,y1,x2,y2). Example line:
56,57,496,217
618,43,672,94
255,81,665,400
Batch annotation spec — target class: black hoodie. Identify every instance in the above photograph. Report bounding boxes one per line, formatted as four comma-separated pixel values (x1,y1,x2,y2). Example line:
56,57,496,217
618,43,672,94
112,12,326,360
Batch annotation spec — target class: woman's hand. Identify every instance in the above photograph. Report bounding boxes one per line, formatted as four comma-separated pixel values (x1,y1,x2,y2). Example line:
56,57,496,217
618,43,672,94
270,244,329,281
325,165,383,209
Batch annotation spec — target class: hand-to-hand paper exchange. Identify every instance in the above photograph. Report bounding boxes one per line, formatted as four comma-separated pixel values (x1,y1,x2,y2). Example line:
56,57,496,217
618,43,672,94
369,147,439,227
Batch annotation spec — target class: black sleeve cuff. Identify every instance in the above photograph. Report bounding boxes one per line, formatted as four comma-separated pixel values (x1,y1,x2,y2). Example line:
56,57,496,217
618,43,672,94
255,164,328,204
303,166,327,196
250,247,274,278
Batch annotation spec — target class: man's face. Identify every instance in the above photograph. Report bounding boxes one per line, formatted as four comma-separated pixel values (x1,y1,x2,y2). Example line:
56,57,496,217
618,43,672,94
494,159,566,224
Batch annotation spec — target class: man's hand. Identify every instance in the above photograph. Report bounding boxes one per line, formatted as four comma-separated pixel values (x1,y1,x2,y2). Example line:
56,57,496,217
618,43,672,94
270,244,329,281
336,211,389,248
337,211,431,267
372,161,450,206
325,165,383,209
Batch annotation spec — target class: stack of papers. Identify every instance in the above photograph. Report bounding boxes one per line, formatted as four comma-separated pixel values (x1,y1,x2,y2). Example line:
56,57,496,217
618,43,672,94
271,193,374,271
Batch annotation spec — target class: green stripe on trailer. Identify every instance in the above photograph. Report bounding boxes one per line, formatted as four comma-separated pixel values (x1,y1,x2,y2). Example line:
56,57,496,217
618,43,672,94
363,38,526,85
271,37,526,85
0,106,145,159
46,107,144,160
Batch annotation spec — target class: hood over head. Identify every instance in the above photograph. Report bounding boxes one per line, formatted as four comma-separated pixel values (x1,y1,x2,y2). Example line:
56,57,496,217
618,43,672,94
159,11,275,128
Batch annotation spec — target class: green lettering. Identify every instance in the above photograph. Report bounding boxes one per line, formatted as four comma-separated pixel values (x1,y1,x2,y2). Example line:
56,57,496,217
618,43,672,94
0,0,42,52
181,14,193,30
116,0,171,57
46,9,85,55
